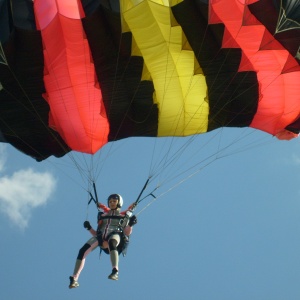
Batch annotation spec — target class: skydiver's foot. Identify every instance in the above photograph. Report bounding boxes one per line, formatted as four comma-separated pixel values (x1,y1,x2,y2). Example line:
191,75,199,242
69,276,79,289
108,268,118,280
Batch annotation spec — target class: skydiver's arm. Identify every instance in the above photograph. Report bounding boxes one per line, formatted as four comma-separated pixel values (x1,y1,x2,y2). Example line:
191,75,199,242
121,203,135,214
123,215,137,236
89,228,97,236
124,225,132,236
83,221,97,236
97,203,110,212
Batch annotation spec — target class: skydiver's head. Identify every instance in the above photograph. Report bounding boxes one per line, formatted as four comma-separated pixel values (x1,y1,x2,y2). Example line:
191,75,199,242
107,194,123,210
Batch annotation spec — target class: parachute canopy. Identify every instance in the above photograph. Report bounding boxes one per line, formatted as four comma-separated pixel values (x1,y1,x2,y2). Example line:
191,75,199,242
0,0,299,161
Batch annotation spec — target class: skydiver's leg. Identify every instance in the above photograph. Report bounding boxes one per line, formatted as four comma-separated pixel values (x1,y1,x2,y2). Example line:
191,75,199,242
107,234,120,280
72,236,98,280
108,234,120,270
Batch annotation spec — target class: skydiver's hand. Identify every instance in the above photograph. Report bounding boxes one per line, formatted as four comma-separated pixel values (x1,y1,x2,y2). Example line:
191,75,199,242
83,221,92,230
129,215,137,227
128,203,136,210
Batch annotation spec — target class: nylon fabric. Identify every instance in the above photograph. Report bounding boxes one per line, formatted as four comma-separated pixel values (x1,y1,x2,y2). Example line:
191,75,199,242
33,0,109,154
210,0,300,136
122,0,209,137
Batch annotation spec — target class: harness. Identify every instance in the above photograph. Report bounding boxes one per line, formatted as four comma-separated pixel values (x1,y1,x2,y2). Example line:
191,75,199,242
96,211,130,256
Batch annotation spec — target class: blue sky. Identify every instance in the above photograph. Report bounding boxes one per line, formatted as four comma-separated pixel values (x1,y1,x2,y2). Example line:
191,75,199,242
1,128,300,300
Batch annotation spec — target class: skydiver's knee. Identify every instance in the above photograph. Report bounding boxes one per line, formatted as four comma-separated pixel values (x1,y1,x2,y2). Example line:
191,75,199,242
77,243,90,260
108,239,118,251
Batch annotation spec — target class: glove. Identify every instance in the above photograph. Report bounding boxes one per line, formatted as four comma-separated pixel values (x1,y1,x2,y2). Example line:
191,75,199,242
128,215,137,227
83,221,92,230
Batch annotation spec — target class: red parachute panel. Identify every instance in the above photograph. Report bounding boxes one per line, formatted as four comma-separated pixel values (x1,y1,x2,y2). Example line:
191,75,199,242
34,0,109,154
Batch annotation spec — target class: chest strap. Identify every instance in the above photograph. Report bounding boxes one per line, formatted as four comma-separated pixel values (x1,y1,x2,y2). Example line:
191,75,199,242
100,215,124,220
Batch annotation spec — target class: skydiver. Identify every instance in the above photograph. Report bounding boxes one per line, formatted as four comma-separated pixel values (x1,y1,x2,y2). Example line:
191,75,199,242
69,194,137,288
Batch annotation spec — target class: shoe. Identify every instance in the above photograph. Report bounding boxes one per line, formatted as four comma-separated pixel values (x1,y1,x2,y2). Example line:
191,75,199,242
69,276,79,289
108,268,118,280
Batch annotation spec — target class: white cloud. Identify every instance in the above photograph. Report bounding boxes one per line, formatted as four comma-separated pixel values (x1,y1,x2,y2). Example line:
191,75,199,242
0,147,56,229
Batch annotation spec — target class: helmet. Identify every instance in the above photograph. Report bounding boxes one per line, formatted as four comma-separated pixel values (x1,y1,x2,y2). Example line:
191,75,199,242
107,194,123,208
